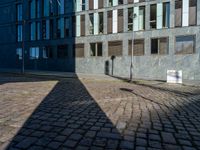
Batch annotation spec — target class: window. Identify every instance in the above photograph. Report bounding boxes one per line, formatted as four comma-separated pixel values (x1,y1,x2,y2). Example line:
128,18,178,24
82,0,86,10
128,0,145,4
17,4,22,21
57,18,65,38
74,44,84,58
89,12,104,35
58,0,64,14
36,0,40,18
189,0,197,26
65,17,70,37
151,38,168,55
76,0,85,11
42,20,50,39
90,43,103,57
17,24,23,42
175,0,182,27
43,0,50,17
30,47,39,59
175,35,195,54
163,2,170,28
108,41,122,56
118,9,123,33
108,0,123,6
89,14,94,34
36,22,41,40
128,6,145,31
16,48,22,60
128,39,145,56
43,46,53,59
30,0,36,19
57,45,68,59
150,4,156,29
30,22,36,41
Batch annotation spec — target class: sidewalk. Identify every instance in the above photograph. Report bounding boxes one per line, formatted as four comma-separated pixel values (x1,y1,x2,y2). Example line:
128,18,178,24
0,68,199,86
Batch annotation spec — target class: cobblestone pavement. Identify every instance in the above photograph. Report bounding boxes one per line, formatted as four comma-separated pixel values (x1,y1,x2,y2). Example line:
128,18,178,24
0,74,200,150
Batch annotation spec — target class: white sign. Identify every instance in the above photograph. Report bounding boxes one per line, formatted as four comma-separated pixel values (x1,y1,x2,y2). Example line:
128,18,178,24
167,70,182,84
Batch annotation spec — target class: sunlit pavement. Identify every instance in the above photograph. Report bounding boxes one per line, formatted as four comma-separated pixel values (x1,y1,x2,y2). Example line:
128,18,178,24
0,74,200,150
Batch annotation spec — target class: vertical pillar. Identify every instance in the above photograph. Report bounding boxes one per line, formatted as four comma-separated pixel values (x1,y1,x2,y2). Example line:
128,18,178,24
104,11,107,34
197,0,200,25
145,4,150,30
124,7,128,32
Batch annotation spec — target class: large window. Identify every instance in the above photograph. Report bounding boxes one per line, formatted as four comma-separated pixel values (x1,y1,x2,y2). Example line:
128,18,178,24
16,48,22,60
30,22,36,41
42,20,50,40
89,12,104,35
175,35,195,54
17,4,22,21
128,6,145,31
65,17,70,37
43,46,53,59
175,0,197,27
74,44,85,58
128,39,145,56
56,18,65,38
30,47,39,59
128,0,145,4
108,41,122,56
163,2,170,28
58,0,64,14
30,0,36,19
90,43,103,57
17,25,23,42
43,0,50,17
150,4,156,29
151,38,168,55
57,45,68,59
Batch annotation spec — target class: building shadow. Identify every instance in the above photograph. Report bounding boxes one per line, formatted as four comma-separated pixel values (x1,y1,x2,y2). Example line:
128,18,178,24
4,77,123,150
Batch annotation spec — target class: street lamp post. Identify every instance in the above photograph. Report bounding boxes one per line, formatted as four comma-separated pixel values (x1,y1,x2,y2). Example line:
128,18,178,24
130,13,137,82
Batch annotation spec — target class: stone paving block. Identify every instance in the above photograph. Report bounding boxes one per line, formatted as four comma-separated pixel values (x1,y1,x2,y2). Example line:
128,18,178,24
120,140,134,149
161,132,176,144
63,140,77,148
15,137,37,149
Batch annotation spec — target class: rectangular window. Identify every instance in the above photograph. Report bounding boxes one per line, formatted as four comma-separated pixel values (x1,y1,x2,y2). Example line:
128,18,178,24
82,0,86,10
43,0,50,17
30,47,39,59
128,39,145,56
189,0,197,26
99,12,104,34
74,44,85,57
43,46,53,59
128,0,146,4
150,4,156,29
57,45,68,58
42,20,50,39
57,18,65,38
90,43,103,57
163,2,170,28
30,0,36,19
151,38,168,55
128,8,133,31
17,24,23,42
175,0,182,27
30,22,36,41
118,9,123,33
36,0,40,18
81,15,85,36
108,41,122,56
89,14,94,34
65,17,70,37
58,0,64,14
16,48,22,60
175,35,195,54
36,22,41,40
107,11,112,34
17,4,22,21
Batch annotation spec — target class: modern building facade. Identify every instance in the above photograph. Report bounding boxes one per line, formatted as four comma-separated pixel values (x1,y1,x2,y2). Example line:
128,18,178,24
0,0,200,80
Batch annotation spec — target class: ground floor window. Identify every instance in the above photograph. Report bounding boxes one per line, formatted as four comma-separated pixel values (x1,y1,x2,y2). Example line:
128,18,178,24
90,43,103,57
128,39,145,56
16,48,22,60
30,47,39,59
175,35,195,54
108,41,123,56
73,44,85,58
43,46,54,59
57,45,68,59
151,37,168,55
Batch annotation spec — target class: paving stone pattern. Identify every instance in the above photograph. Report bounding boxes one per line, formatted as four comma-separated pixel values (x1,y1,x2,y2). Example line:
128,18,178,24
0,74,200,150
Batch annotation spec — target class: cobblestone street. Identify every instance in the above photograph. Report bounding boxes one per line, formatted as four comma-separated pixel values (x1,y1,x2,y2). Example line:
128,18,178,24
0,74,200,150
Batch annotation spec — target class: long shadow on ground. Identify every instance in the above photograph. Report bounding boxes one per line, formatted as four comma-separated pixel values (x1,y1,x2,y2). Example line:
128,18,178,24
5,77,123,150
